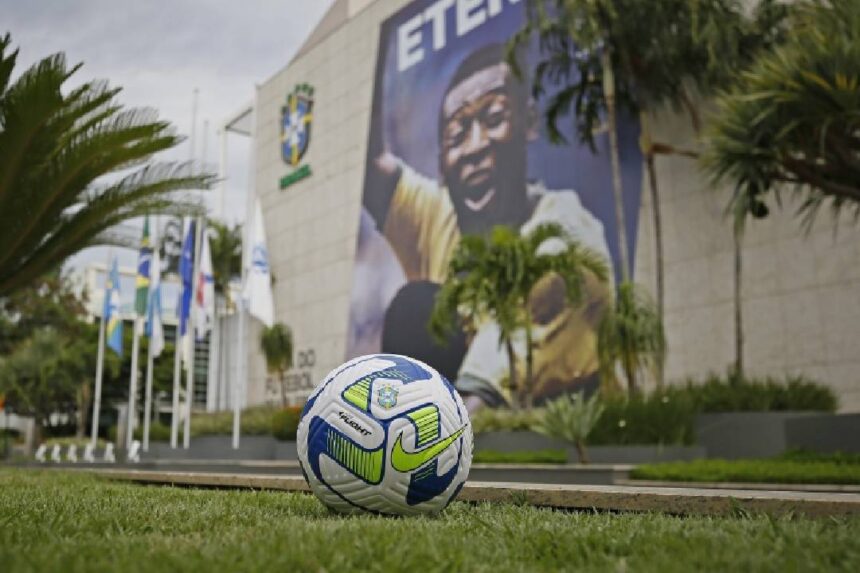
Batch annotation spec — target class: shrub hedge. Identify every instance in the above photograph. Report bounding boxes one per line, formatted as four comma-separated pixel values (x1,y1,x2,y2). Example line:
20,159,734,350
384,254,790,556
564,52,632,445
472,373,837,446
631,454,860,484
473,449,567,464
271,407,303,441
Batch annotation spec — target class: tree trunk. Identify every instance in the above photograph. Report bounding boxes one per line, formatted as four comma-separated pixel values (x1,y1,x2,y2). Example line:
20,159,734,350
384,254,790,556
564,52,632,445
623,354,637,396
76,382,92,439
602,50,630,283
279,371,288,407
523,316,535,411
645,151,665,388
575,440,589,465
504,337,519,411
734,229,744,379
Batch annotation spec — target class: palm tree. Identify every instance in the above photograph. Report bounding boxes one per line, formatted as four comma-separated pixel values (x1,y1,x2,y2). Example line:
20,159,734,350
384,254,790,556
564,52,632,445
509,1,788,383
430,223,608,410
0,34,214,297
704,0,858,377
208,220,243,308
597,281,665,395
704,0,860,228
260,322,294,406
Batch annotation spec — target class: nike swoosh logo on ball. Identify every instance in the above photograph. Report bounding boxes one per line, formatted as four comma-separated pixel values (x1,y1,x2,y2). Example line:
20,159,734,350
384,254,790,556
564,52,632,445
390,426,466,472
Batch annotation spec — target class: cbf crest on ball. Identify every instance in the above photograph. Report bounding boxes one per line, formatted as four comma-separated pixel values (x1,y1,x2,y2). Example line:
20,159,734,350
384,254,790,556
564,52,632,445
297,354,472,515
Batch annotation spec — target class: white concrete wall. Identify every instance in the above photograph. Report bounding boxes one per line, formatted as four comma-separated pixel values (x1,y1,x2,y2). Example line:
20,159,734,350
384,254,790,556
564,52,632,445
248,0,400,407
249,0,860,412
635,109,860,411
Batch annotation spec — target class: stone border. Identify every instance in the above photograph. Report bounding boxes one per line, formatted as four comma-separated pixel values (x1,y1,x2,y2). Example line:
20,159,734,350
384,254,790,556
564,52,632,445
617,479,860,494
78,469,860,518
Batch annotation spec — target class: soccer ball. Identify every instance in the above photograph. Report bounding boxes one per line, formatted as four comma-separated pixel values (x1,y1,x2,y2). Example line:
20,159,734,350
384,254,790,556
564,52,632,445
297,354,472,515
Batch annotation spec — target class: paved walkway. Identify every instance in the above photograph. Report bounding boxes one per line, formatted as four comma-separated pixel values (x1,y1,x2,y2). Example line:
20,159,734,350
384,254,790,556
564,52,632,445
78,468,860,518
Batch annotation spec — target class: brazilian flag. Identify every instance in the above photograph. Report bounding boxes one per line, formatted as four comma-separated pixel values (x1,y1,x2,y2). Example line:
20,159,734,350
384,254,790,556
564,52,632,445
135,217,152,317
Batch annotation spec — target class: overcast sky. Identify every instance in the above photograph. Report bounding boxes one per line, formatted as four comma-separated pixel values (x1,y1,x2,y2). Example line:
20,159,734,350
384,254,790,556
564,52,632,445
2,0,334,275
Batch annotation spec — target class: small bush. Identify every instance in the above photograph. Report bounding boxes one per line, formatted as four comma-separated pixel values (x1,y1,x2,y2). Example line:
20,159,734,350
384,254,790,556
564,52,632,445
473,449,567,464
271,407,303,441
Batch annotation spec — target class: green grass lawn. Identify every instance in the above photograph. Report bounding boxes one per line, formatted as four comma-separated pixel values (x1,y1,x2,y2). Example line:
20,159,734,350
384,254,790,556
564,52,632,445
632,454,860,485
1,470,859,572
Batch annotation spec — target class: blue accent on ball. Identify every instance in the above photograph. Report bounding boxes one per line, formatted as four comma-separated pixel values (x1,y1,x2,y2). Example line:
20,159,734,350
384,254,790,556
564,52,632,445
406,456,461,506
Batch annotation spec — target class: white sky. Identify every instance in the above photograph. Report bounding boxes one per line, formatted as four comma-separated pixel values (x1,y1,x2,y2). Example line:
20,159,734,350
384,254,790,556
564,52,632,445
2,0,335,279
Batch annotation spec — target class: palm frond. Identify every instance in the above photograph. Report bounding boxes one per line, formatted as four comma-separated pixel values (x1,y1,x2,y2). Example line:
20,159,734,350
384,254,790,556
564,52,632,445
0,34,215,296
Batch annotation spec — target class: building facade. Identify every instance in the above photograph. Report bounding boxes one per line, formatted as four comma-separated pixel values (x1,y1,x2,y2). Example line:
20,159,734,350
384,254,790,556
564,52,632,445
241,0,860,411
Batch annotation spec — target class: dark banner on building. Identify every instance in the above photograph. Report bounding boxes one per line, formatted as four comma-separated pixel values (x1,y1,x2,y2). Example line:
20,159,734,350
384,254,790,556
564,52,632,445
347,0,642,408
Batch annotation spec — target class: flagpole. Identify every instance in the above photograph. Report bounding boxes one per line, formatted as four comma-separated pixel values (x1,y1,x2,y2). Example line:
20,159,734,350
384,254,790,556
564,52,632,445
142,317,155,452
233,299,244,449
126,318,142,450
184,217,203,449
234,88,259,449
90,272,108,451
170,322,182,448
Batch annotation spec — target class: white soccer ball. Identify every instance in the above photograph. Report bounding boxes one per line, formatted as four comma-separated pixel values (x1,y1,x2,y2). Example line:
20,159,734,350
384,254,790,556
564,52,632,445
297,354,473,515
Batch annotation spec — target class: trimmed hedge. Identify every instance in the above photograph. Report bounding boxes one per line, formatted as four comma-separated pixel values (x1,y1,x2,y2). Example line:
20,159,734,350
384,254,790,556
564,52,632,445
631,453,860,485
472,373,836,447
470,408,543,434
473,449,567,464
589,392,697,446
133,422,171,442
684,373,837,413
191,406,277,437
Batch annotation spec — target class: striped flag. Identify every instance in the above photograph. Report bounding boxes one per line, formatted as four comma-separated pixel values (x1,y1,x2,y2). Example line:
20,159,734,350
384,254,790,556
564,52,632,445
104,258,123,356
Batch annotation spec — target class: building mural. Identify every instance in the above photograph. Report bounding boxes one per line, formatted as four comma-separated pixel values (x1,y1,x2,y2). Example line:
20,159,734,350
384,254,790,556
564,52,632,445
346,0,643,408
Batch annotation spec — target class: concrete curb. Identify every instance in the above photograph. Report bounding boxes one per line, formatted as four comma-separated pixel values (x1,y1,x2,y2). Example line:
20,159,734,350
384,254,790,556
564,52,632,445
617,479,860,494
78,469,860,518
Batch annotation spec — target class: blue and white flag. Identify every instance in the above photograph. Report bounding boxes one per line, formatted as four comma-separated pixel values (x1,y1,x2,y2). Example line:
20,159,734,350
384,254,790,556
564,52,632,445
178,218,196,338
146,242,164,357
243,199,274,327
194,226,215,341
104,258,123,356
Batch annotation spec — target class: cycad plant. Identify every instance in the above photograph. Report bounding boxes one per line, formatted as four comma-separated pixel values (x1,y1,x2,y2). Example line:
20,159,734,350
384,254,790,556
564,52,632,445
597,281,666,395
260,322,294,406
705,0,860,227
533,391,605,464
430,223,608,410
0,34,214,296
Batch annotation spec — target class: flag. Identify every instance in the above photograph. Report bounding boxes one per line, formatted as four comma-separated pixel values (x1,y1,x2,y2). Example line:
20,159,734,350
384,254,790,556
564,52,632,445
134,217,152,318
195,225,215,340
243,199,274,327
104,258,123,356
178,218,196,337
146,241,165,357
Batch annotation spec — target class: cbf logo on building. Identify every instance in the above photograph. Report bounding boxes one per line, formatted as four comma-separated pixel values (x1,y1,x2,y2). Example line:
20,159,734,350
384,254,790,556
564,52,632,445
279,83,314,189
